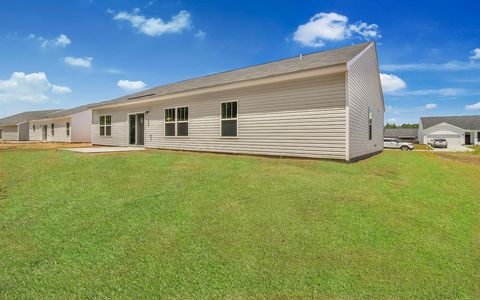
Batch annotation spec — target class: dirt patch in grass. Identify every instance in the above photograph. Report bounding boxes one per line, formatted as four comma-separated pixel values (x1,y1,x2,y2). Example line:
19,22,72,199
434,152,480,164
413,144,433,151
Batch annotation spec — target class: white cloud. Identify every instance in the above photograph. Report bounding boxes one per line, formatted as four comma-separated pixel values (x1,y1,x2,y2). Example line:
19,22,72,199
292,12,380,47
51,85,72,94
0,72,71,103
382,61,480,72
470,48,480,60
40,34,71,48
380,73,406,93
112,9,191,36
424,103,437,109
403,88,465,97
195,29,206,40
465,102,480,110
387,118,397,123
64,56,93,68
117,79,146,90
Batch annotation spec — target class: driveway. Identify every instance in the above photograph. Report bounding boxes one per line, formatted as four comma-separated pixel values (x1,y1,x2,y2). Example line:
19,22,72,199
430,145,473,152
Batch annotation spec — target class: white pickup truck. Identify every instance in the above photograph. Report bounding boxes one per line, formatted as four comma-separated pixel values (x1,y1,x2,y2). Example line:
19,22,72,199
383,138,415,151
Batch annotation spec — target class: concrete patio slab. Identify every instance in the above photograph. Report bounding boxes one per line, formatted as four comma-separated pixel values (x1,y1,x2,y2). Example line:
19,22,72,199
62,147,145,153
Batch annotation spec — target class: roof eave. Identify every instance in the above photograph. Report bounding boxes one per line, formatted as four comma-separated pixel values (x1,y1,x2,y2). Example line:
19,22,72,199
90,63,347,110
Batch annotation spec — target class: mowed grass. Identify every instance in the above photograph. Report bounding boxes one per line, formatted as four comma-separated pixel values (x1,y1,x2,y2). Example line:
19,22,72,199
0,148,479,299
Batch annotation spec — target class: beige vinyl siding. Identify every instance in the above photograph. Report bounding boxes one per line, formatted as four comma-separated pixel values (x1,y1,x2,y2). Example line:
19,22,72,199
71,110,92,142
18,122,30,141
347,44,384,160
93,74,347,159
29,122,43,141
0,126,18,140
30,118,71,142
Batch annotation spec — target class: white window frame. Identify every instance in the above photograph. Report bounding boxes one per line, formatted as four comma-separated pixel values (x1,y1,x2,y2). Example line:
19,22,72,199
99,115,112,137
220,100,238,138
164,106,189,137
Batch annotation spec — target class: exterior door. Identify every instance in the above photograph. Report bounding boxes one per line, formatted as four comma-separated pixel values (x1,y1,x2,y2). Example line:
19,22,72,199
465,133,471,145
42,125,47,141
129,114,136,145
0,128,2,140
129,113,145,146
136,114,145,146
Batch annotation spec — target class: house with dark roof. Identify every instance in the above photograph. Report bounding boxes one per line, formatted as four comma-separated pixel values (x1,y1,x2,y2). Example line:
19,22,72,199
28,105,92,143
0,110,60,141
419,115,480,146
89,42,384,161
384,128,419,143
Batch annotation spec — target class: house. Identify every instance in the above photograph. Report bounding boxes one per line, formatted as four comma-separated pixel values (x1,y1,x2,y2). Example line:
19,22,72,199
0,110,60,141
89,42,384,161
29,105,92,143
384,128,419,143
419,115,480,146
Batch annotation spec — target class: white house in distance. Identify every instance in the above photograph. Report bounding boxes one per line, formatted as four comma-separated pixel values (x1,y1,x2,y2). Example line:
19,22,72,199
0,110,60,141
29,105,92,143
87,42,384,161
419,115,480,146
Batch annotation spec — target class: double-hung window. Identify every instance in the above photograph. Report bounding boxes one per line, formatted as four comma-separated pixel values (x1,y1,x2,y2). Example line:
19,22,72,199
221,101,237,137
51,123,55,136
165,108,176,136
66,122,70,136
177,107,189,136
165,107,188,136
368,109,373,140
100,115,112,137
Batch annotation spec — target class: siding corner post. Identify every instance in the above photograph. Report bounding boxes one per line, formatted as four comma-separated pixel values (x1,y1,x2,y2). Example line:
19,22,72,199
345,105,350,161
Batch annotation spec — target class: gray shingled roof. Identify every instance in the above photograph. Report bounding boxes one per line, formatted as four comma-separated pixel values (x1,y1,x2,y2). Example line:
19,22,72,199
90,42,373,108
0,110,61,126
384,128,419,138
41,104,91,119
420,115,480,130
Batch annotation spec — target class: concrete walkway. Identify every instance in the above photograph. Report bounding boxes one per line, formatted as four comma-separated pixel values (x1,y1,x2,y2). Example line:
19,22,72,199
62,147,145,153
430,145,473,152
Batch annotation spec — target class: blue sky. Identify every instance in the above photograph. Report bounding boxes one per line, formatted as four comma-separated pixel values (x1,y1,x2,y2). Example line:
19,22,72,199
0,0,479,124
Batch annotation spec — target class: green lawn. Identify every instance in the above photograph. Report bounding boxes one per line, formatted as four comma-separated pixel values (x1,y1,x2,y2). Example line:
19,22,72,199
0,148,479,299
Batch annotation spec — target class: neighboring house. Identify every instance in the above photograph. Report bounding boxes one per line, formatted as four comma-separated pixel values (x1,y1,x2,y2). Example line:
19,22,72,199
419,115,480,146
0,110,60,141
384,128,419,143
29,105,92,143
88,42,384,161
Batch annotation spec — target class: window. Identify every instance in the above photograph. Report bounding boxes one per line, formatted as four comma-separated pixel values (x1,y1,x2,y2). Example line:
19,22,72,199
100,115,112,137
33,125,35,132
221,101,237,137
66,122,70,136
51,123,55,136
165,108,175,136
368,109,373,140
177,107,188,136
164,107,188,137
